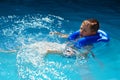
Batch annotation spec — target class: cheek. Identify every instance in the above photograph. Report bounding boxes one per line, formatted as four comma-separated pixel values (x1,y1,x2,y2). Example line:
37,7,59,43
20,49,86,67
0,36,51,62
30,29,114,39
84,32,91,36
87,32,93,36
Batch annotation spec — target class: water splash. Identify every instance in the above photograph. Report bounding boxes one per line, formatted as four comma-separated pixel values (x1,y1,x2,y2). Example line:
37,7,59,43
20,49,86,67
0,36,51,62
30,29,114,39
16,42,75,79
0,14,65,50
0,14,88,80
0,14,70,79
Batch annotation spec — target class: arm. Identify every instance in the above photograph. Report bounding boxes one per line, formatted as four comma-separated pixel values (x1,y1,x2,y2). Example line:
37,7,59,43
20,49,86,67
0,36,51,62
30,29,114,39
0,50,16,53
47,49,62,54
49,30,80,40
49,31,68,38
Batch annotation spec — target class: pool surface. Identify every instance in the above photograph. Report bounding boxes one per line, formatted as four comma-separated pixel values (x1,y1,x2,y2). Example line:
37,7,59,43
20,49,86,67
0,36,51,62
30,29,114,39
0,0,120,80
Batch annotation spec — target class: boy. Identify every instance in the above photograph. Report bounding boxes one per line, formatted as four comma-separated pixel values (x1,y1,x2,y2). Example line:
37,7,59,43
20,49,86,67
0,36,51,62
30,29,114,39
1,19,109,58
48,18,109,57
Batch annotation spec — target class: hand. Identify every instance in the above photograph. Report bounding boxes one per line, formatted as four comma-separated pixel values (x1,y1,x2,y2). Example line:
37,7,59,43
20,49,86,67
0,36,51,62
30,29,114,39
49,31,60,35
49,31,68,38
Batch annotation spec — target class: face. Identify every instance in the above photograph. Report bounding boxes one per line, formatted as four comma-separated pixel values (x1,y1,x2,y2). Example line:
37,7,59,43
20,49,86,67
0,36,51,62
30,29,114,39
80,23,96,37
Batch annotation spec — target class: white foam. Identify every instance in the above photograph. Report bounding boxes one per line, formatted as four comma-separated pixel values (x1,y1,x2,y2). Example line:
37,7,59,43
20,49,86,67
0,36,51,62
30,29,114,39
28,41,66,54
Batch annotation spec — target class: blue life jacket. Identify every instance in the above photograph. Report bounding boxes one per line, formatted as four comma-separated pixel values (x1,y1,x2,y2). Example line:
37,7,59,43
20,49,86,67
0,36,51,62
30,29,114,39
68,30,109,49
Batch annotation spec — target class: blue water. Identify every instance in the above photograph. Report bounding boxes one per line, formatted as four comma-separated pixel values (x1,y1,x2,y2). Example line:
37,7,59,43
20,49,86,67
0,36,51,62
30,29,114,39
0,0,120,80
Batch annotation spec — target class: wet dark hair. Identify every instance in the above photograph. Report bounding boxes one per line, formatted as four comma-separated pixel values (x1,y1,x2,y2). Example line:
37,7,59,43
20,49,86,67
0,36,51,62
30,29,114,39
83,19,99,32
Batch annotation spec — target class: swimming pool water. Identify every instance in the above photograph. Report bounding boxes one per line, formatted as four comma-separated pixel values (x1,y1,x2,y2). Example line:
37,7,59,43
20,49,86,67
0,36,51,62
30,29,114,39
0,0,120,80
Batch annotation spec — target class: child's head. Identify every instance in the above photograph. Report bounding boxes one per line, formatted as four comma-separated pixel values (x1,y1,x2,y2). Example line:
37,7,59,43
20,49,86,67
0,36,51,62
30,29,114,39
80,19,99,37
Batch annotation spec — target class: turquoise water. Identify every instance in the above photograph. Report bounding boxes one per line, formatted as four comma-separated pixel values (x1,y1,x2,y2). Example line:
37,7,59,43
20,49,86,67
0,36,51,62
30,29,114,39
0,0,120,80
